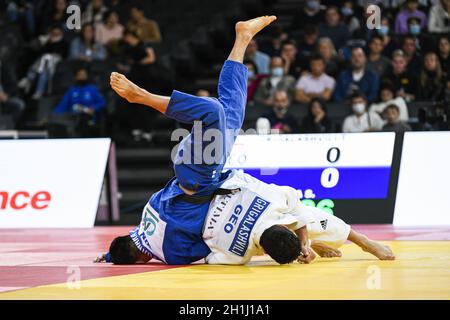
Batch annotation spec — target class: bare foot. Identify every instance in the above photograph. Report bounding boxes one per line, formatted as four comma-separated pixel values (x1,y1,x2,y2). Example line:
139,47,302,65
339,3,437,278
311,241,342,258
362,240,396,260
110,72,140,103
235,15,277,41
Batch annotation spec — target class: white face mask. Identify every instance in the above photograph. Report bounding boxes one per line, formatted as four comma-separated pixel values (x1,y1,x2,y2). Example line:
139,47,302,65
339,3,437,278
352,103,366,114
271,67,284,77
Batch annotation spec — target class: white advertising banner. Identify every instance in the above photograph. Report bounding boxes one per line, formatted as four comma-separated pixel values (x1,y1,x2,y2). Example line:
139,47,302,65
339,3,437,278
0,139,111,228
394,132,450,226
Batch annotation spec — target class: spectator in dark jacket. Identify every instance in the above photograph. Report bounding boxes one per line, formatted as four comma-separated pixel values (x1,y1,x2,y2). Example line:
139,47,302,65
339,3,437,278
259,90,300,134
0,59,25,126
319,6,351,50
333,47,380,103
417,52,445,101
301,97,334,133
54,67,105,123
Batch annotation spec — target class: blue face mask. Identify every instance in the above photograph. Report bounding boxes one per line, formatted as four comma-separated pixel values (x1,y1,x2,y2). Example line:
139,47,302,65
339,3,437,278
247,70,255,79
341,7,353,17
409,24,421,35
378,25,389,36
271,67,284,77
306,0,320,11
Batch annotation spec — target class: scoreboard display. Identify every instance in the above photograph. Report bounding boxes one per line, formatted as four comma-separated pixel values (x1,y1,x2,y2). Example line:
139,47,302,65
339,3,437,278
224,133,397,223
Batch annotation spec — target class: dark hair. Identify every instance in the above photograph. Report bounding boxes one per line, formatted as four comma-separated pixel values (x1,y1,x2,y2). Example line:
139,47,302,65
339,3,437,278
281,39,297,49
103,10,118,24
109,235,140,264
304,24,319,36
384,104,400,113
310,53,325,64
351,90,367,101
259,225,300,264
308,97,327,114
124,28,139,39
243,59,259,74
369,34,384,44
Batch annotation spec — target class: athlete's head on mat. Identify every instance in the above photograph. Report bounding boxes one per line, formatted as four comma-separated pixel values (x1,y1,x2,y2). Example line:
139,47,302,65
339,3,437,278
107,225,300,265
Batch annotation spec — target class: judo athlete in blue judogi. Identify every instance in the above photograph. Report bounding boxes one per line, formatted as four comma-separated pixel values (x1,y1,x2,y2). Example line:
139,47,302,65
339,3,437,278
96,16,394,266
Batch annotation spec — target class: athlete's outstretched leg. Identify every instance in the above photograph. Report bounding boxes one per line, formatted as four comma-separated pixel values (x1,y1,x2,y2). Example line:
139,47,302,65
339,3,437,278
110,72,170,113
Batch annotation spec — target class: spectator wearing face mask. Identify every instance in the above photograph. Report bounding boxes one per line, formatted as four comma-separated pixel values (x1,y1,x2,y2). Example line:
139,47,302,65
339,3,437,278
382,50,417,101
418,52,446,101
366,35,391,77
342,91,384,133
53,67,106,124
258,90,300,134
374,17,400,59
319,6,351,50
254,56,296,107
406,17,435,54
395,0,428,35
369,82,409,123
333,47,380,103
340,1,361,35
300,97,334,133
295,54,335,103
382,104,412,133
244,60,267,103
245,39,271,75
428,0,450,34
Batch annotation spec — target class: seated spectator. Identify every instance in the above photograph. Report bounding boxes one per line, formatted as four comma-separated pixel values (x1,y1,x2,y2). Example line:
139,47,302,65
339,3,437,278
406,17,435,53
295,54,335,103
290,0,324,35
382,104,412,133
245,39,270,75
39,0,68,34
254,56,296,107
319,6,351,50
298,25,320,69
300,97,334,133
438,36,450,74
428,0,450,34
417,52,445,101
70,23,107,62
382,50,417,101
53,66,105,129
342,91,384,133
18,24,68,100
244,60,266,103
316,37,343,78
120,29,156,90
108,0,132,25
82,0,108,25
127,5,162,43
281,40,303,79
196,89,210,97
395,0,428,35
258,90,300,134
401,34,422,74
333,47,380,103
0,59,25,128
366,35,391,77
95,10,124,47
376,16,399,58
369,83,409,122
259,28,288,57
433,102,450,131
340,1,361,35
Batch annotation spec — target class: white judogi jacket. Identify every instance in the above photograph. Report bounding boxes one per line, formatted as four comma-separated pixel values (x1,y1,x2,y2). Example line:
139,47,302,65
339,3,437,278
202,170,316,265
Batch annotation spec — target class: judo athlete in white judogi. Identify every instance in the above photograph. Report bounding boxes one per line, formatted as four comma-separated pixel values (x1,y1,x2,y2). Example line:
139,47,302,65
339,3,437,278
95,16,395,266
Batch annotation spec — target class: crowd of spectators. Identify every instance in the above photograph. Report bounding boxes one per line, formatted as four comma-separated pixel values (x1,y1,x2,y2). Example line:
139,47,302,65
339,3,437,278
247,0,450,133
0,0,449,138
0,0,166,140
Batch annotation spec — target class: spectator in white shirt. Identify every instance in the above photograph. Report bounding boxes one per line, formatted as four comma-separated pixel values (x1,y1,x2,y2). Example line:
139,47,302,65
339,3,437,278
370,83,409,123
295,55,335,104
342,91,384,133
